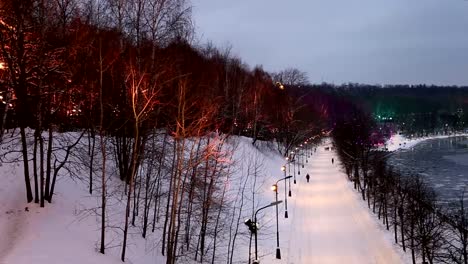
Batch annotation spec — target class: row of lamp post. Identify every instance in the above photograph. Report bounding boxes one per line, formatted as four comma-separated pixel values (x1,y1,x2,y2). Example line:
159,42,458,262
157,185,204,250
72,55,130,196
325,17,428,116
244,132,318,263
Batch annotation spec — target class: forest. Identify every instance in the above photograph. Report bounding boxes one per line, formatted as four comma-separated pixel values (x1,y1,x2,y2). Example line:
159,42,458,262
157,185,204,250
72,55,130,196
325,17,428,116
0,1,326,263
1,1,468,264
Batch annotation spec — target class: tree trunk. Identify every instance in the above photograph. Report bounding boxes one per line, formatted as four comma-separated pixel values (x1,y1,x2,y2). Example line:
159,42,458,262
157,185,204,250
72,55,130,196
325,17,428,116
162,142,177,256
185,139,202,250
229,173,249,264
399,206,406,251
39,128,45,208
121,125,141,262
99,38,106,255
33,132,39,203
385,196,389,230
393,195,398,244
211,166,230,264
198,138,211,261
88,128,96,194
20,126,33,203
45,126,53,201
142,158,153,238
411,221,416,264
132,169,141,227
152,131,168,232
463,230,468,264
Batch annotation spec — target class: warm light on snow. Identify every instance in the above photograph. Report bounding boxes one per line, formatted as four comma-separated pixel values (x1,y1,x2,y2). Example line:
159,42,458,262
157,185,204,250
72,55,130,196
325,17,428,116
279,141,408,264
0,135,410,264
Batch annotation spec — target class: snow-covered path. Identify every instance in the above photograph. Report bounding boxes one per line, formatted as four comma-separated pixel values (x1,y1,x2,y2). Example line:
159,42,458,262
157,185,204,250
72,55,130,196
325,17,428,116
280,143,405,264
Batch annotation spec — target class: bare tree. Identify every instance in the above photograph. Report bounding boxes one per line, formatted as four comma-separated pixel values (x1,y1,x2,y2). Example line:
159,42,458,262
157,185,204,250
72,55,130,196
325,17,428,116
272,67,309,86
121,63,160,261
0,0,35,203
444,190,468,264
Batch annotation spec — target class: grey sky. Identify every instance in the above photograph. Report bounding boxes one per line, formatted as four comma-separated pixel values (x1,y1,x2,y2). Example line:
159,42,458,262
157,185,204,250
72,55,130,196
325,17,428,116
193,0,468,85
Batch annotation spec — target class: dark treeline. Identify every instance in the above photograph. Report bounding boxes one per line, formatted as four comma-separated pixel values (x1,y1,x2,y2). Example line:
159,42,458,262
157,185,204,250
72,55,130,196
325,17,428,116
0,0,327,200
331,95,468,264
320,83,468,136
0,0,328,149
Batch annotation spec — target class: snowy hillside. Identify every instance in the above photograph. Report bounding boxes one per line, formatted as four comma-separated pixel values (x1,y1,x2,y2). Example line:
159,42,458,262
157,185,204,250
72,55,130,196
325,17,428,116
0,132,408,264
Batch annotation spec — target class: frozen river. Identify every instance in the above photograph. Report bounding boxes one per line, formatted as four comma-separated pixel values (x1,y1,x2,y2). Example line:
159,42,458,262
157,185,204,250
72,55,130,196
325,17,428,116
388,136,468,203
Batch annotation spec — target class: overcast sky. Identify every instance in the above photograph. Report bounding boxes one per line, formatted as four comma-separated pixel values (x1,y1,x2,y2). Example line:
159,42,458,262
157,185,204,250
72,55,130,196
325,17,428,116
193,0,468,86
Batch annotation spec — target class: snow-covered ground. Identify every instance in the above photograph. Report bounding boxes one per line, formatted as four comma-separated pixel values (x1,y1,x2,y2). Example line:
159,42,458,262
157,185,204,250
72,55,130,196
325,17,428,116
385,132,468,152
270,140,409,264
0,135,409,264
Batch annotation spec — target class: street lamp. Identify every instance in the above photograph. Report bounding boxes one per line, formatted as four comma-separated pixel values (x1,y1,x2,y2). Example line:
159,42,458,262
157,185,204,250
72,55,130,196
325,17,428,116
280,166,289,218
304,141,309,163
291,151,296,184
286,155,295,184
275,81,285,90
245,200,283,263
272,176,292,259
300,146,305,168
295,147,301,176
282,164,291,197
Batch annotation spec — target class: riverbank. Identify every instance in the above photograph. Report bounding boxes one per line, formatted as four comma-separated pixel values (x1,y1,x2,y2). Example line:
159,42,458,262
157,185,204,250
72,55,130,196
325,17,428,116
385,132,468,152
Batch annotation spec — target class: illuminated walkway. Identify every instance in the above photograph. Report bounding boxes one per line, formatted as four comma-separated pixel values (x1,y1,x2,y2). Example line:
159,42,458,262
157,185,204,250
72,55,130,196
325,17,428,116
281,142,406,264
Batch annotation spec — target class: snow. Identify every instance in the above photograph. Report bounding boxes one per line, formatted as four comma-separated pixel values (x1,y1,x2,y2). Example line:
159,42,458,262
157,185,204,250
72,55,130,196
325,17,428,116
385,132,468,152
260,140,409,264
0,134,409,264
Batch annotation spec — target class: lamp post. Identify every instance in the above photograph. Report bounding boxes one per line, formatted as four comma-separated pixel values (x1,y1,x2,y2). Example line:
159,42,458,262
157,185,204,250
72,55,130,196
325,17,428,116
280,166,289,218
296,147,300,175
245,200,283,264
272,176,292,259
300,145,305,168
286,156,294,184
283,164,291,197
291,151,296,184
304,141,308,163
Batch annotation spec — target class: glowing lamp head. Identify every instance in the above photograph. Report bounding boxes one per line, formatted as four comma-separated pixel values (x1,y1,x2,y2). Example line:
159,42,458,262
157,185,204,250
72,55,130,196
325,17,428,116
281,166,286,172
0,62,5,69
271,184,278,192
275,81,284,90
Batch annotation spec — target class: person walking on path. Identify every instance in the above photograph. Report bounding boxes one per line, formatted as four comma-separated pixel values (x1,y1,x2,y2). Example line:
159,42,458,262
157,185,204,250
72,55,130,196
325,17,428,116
332,158,334,164
306,173,310,183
